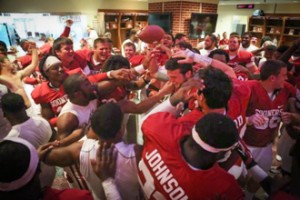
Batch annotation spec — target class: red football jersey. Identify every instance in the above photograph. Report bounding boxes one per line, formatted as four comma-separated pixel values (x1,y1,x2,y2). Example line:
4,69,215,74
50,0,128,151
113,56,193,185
227,50,256,81
31,82,68,115
244,81,296,147
100,86,130,103
139,112,244,200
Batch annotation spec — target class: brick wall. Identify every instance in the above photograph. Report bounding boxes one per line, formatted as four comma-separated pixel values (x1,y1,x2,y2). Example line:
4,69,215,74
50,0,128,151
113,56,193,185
149,1,218,47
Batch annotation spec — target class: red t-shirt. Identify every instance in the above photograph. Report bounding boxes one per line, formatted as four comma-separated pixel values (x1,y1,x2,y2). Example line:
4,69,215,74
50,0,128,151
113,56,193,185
76,49,104,74
43,187,93,200
244,80,296,147
129,55,145,67
63,53,88,72
220,38,229,46
139,112,244,199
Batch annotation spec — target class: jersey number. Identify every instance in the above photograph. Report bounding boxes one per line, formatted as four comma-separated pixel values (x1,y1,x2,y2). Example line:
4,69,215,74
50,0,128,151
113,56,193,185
138,159,166,200
254,116,281,130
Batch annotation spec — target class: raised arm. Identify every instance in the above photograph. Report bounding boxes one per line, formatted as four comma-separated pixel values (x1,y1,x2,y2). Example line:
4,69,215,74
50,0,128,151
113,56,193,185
118,82,172,114
173,49,237,79
18,48,38,79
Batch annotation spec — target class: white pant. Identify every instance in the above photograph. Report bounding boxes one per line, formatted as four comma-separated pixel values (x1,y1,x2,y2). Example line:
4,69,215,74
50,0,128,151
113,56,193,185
248,143,273,172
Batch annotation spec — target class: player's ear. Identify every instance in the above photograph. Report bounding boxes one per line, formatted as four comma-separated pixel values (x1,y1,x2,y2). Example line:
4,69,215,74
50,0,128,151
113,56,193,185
186,70,192,79
269,75,276,82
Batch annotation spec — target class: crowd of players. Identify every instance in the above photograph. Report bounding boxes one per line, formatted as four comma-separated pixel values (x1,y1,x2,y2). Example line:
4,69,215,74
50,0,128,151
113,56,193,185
0,21,300,200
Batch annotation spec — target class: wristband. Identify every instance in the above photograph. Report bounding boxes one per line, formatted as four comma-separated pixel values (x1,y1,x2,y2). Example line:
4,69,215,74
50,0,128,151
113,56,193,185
107,71,113,79
134,64,146,74
142,77,150,84
248,165,268,182
194,54,213,66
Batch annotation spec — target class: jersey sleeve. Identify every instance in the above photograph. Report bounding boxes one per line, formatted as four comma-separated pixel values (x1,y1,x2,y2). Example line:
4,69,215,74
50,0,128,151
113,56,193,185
31,85,43,104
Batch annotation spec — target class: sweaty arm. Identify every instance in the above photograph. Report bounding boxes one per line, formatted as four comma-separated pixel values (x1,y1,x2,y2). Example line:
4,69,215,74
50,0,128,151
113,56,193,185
118,91,166,114
56,113,84,146
39,140,83,167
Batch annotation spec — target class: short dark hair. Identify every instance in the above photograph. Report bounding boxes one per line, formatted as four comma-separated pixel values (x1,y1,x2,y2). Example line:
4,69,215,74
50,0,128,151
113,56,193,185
52,37,73,55
1,93,26,113
207,34,218,44
208,49,229,63
260,36,271,47
93,37,110,49
63,73,84,97
229,34,241,43
242,32,252,38
165,32,174,43
260,60,287,81
174,33,186,41
102,55,130,72
0,141,30,182
20,39,29,50
165,57,193,75
229,32,240,38
124,42,136,52
195,113,238,149
198,67,232,109
0,40,8,54
175,41,193,51
0,140,41,200
91,103,123,140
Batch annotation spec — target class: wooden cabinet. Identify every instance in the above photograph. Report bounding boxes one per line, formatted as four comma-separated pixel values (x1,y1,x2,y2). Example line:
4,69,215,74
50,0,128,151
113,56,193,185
248,16,265,46
99,9,148,50
282,17,300,46
248,15,300,47
265,16,283,46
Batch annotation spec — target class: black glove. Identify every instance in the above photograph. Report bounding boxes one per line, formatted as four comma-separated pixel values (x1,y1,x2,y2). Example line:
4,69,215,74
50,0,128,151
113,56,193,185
234,139,257,169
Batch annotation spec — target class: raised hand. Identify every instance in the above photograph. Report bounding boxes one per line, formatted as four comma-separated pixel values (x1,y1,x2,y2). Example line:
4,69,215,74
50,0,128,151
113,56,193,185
234,139,256,169
110,68,134,81
170,78,205,106
91,142,118,181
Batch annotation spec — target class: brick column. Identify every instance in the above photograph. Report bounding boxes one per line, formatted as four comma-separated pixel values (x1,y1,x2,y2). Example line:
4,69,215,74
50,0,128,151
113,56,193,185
149,1,218,46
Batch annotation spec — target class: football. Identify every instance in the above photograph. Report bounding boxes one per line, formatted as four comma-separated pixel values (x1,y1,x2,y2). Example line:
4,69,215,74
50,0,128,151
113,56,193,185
138,25,165,44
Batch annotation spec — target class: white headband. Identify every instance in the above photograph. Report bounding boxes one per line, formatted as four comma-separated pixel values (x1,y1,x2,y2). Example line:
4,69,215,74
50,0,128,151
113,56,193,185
43,56,61,71
192,127,237,153
0,137,39,191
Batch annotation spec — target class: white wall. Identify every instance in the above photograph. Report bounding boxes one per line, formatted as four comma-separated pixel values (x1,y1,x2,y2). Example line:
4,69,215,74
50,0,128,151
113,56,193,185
216,3,300,35
0,0,148,25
